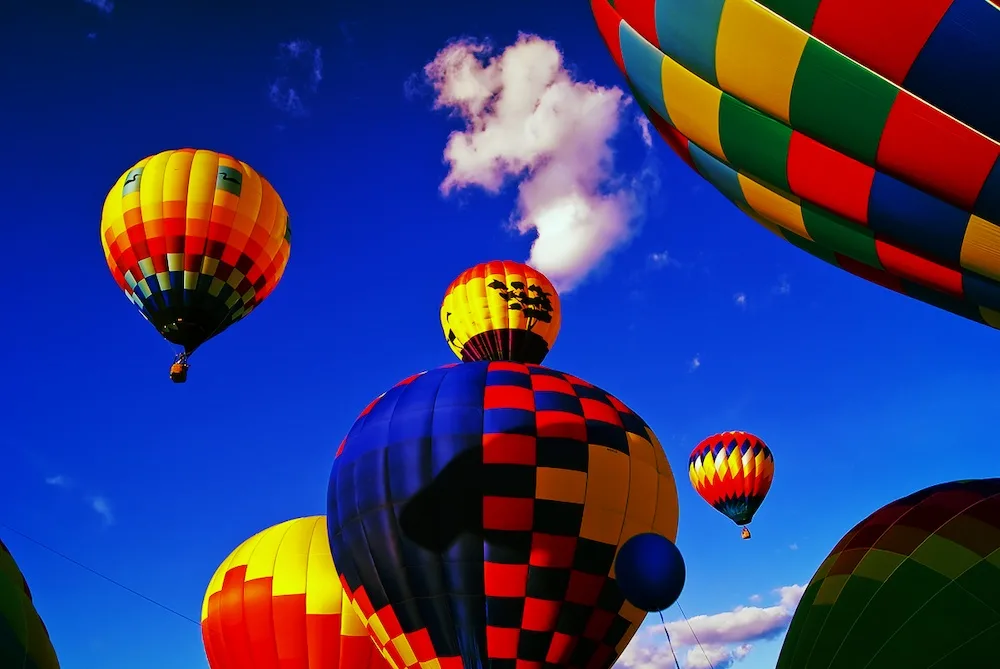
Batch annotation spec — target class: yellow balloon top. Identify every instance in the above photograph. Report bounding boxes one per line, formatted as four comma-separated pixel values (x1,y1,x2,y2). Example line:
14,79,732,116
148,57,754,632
440,260,561,364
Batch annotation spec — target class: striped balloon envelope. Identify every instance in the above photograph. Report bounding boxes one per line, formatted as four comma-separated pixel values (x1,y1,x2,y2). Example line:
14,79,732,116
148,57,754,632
689,431,774,535
201,516,390,669
327,362,679,669
0,539,59,669
778,479,1000,668
100,149,292,357
590,0,1000,330
441,260,561,365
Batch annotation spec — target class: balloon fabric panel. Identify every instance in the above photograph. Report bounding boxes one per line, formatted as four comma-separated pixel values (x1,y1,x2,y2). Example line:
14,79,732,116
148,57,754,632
440,261,561,365
688,431,774,526
591,0,1000,332
327,361,679,669
201,517,389,669
777,479,1000,668
0,540,60,669
100,148,291,353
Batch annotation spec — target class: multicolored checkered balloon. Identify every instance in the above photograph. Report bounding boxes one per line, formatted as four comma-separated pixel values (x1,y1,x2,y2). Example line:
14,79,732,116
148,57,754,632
591,0,1000,330
327,362,679,668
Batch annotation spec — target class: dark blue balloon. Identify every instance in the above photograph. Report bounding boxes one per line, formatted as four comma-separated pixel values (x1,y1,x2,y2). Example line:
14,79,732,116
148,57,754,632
614,533,686,612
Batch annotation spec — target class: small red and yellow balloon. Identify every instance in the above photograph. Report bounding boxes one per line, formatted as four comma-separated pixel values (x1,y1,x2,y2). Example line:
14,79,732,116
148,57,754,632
689,431,774,539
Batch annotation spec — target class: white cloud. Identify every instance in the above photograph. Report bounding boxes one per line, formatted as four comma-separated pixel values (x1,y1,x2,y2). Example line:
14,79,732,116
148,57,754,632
789,543,799,551
269,39,323,116
636,115,652,147
689,355,701,372
734,292,747,308
615,585,805,669
45,475,68,487
748,594,762,603
82,0,113,13
774,276,791,295
425,34,645,291
89,496,114,526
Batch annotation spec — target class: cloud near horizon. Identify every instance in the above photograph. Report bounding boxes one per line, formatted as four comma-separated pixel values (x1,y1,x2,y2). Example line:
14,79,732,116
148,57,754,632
424,34,651,292
614,585,805,669
82,0,113,14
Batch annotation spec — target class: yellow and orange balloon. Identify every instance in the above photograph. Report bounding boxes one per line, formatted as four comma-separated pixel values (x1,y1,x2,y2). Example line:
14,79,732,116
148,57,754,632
201,516,389,669
100,148,291,377
440,260,560,364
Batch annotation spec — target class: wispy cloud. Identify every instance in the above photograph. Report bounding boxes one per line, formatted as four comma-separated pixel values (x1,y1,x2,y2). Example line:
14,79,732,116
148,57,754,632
636,115,652,147
269,39,323,116
88,496,114,526
615,586,805,669
46,475,114,526
734,292,747,309
748,594,762,603
424,34,653,292
647,250,680,270
82,0,113,14
774,275,791,295
689,355,701,372
789,543,799,551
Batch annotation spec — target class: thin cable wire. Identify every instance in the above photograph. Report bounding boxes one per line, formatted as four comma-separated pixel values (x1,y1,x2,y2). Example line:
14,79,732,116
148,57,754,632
676,601,715,669
658,610,683,669
0,523,201,627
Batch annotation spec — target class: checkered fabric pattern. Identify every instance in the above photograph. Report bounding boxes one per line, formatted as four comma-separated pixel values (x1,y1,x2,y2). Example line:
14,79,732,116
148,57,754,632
327,361,679,669
777,478,1000,668
689,431,774,526
100,148,291,353
592,0,1000,332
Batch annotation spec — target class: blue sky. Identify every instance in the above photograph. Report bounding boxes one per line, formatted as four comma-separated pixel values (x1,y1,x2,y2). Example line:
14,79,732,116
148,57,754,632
2,1,998,668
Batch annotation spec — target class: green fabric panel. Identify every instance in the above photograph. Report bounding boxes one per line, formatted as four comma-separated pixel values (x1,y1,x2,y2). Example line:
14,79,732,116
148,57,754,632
24,611,57,669
865,582,1000,669
752,0,823,31
718,94,792,192
789,39,899,166
826,561,951,668
805,575,882,669
956,560,1000,609
781,227,842,267
911,534,982,580
930,625,1000,669
801,203,883,269
785,602,834,668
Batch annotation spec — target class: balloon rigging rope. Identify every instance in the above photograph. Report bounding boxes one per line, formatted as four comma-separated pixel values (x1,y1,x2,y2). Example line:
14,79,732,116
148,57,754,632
675,602,716,669
658,610,683,669
0,522,201,626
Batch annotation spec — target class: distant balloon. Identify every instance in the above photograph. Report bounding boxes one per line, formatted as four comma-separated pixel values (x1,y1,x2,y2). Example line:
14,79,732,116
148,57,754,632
441,260,560,364
328,362,679,668
201,517,389,669
777,479,1000,669
100,148,292,382
590,0,1000,334
614,533,686,613
0,539,60,669
689,431,774,539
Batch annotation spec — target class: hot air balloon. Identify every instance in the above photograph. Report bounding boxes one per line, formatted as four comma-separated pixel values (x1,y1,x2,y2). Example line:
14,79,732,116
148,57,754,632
689,431,774,539
327,361,679,669
100,148,291,383
441,260,560,364
201,516,390,669
777,478,1000,669
590,1,1000,333
614,533,686,613
0,539,60,669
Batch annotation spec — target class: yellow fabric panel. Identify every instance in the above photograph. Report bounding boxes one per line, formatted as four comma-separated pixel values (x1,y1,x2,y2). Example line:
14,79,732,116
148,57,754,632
535,467,588,504
960,214,1000,281
814,574,850,606
305,518,341,615
661,56,726,161
715,0,809,123
579,446,630,545
186,150,220,223
244,521,292,580
340,591,368,636
270,518,314,596
738,174,810,239
391,635,419,667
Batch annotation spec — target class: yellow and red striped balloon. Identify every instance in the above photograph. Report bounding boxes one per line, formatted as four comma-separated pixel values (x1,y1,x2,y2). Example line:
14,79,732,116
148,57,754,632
201,516,389,669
